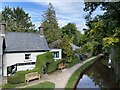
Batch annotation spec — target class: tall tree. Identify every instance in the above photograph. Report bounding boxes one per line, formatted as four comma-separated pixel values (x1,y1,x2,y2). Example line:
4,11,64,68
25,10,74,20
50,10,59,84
60,34,73,62
2,6,36,32
61,23,76,38
61,23,83,46
42,3,61,44
84,2,120,51
42,3,58,31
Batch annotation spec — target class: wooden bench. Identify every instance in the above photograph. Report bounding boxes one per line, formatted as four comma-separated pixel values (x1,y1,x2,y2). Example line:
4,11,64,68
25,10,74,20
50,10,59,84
25,72,40,83
58,63,66,70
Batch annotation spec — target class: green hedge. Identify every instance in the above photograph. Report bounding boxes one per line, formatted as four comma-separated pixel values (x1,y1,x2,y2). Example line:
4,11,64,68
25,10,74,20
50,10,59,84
48,60,62,73
7,70,36,84
34,52,54,73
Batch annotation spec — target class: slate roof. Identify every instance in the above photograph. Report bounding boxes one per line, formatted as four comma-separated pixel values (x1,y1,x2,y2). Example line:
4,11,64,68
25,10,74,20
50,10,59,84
4,32,49,52
0,36,3,55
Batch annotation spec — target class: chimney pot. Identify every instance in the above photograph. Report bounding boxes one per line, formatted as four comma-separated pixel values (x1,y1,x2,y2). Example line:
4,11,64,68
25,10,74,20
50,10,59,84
0,21,6,34
39,24,44,35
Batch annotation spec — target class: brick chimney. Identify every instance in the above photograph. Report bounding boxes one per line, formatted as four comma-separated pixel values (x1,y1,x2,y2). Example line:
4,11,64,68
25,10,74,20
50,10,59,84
38,24,44,35
0,21,6,35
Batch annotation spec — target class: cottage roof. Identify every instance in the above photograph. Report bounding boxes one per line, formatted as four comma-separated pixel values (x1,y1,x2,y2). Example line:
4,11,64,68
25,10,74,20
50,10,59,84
4,32,49,52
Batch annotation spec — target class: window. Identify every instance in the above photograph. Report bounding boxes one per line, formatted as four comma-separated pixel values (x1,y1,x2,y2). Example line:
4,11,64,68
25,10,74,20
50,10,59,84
53,51,59,58
25,54,31,59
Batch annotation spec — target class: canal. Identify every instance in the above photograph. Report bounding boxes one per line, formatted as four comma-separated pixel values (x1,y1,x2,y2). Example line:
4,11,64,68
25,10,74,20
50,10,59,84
76,57,119,90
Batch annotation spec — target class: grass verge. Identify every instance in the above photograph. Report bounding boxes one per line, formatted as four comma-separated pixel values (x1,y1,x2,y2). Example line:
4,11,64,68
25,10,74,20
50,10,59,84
2,83,26,89
65,56,101,89
20,81,55,90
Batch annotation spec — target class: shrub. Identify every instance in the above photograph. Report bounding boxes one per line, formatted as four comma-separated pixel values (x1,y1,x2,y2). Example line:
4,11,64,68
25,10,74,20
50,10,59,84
47,60,62,73
66,55,80,68
8,70,36,84
34,52,54,74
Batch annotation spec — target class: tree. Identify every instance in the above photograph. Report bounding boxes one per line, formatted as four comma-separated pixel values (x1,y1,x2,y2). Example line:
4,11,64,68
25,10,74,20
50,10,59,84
2,6,36,32
61,23,76,38
45,28,62,44
42,3,61,44
73,30,88,46
42,3,58,31
84,2,120,52
0,13,2,22
61,23,82,46
60,34,73,62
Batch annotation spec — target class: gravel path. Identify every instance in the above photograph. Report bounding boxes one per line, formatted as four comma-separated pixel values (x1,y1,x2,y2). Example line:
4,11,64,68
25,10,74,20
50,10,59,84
16,54,103,89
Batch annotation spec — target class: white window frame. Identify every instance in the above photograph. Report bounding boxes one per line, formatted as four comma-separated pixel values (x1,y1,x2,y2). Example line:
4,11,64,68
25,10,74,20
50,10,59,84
24,53,32,62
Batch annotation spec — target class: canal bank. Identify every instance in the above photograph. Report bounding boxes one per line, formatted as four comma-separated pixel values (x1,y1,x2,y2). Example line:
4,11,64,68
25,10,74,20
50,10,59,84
75,56,119,89
65,54,104,89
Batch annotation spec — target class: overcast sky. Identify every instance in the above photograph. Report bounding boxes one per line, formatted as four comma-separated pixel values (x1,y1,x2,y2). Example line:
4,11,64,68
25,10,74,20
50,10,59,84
1,0,104,33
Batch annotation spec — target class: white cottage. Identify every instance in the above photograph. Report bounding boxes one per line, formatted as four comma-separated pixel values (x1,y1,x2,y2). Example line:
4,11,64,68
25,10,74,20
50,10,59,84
0,23,62,77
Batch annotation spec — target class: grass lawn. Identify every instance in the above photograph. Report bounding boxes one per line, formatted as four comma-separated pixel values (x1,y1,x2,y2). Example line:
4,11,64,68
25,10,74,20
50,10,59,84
65,57,99,89
2,83,26,89
20,81,55,90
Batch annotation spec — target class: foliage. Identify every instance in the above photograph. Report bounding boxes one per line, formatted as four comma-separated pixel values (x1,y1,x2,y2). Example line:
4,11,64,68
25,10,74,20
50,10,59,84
66,55,80,68
23,81,55,89
0,13,2,22
2,6,36,32
42,3,61,44
44,28,62,44
61,23,76,38
84,2,120,54
47,60,62,73
60,34,73,61
81,42,93,53
61,23,83,46
7,70,36,84
42,3,58,31
74,31,88,46
34,52,53,73
103,37,119,49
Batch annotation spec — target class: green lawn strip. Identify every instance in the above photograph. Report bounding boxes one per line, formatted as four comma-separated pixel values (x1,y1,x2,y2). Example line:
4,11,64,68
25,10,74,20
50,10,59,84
65,57,98,89
20,81,55,90
2,83,26,89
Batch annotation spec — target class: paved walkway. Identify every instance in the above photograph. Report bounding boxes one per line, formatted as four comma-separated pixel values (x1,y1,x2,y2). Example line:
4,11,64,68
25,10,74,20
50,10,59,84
16,54,103,89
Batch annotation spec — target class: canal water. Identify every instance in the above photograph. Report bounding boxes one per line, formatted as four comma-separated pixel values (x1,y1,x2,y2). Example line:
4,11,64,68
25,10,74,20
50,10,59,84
76,57,119,90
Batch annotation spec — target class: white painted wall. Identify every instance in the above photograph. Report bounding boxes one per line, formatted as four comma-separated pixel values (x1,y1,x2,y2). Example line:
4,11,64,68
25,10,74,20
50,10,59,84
0,56,2,84
17,64,35,71
3,52,45,76
50,49,62,60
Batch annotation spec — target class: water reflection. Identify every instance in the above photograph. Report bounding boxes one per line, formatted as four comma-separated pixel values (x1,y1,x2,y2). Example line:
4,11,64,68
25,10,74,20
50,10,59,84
76,57,119,90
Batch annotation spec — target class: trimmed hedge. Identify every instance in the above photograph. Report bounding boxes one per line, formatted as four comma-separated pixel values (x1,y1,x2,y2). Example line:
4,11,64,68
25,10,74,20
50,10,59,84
48,60,62,73
7,70,36,84
34,52,54,74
